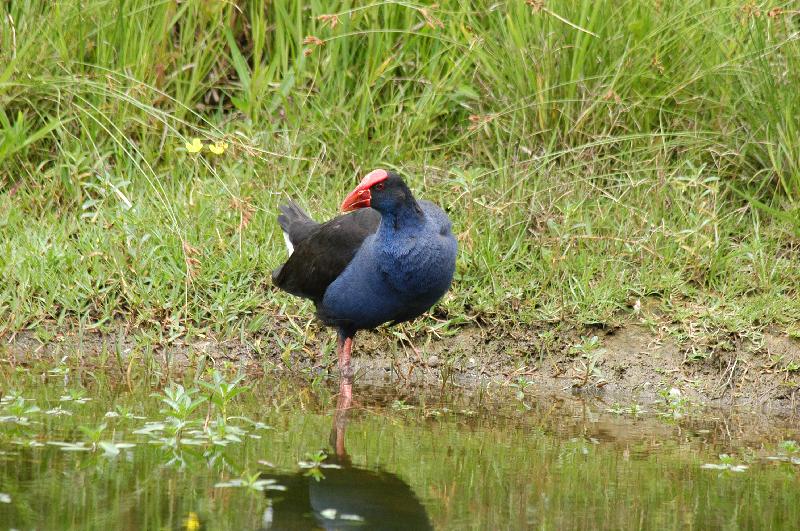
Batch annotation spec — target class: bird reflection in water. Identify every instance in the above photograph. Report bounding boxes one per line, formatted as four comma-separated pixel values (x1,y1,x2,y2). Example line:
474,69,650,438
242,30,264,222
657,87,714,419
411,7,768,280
261,378,432,530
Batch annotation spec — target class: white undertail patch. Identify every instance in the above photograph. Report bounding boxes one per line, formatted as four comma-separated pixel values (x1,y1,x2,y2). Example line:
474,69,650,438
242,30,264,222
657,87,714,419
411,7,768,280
282,230,294,256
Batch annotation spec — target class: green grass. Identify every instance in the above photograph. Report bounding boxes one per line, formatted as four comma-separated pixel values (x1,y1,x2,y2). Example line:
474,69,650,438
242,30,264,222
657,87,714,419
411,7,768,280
0,1,798,351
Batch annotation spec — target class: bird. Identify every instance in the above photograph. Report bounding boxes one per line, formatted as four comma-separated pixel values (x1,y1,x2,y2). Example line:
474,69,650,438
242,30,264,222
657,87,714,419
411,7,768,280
272,169,457,380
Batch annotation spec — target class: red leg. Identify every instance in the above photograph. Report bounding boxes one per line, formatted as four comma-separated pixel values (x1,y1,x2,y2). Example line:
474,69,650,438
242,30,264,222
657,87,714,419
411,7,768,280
336,333,354,380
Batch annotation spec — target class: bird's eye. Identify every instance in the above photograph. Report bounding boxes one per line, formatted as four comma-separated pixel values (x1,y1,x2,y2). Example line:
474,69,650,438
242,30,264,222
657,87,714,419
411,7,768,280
374,182,385,191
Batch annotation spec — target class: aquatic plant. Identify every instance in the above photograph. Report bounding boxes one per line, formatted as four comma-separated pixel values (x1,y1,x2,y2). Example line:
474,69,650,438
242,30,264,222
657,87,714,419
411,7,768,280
701,454,749,473
199,369,249,420
215,474,285,493
157,384,207,424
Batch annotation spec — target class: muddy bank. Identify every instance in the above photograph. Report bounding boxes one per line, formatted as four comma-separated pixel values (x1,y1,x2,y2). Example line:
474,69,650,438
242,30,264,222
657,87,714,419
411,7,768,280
349,325,800,416
3,324,799,415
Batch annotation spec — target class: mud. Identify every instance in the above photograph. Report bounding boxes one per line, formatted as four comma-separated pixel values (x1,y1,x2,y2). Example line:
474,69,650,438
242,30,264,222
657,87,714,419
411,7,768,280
3,324,799,415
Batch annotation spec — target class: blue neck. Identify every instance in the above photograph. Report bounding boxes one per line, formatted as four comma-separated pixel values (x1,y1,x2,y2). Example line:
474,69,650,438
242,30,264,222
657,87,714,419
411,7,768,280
375,200,425,236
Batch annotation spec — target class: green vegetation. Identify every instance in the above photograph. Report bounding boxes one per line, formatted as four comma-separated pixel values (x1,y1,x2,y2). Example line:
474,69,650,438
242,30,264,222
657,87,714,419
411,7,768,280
1,1,798,350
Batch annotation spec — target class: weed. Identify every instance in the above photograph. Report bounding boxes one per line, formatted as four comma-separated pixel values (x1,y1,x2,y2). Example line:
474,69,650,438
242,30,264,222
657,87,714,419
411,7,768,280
215,474,285,492
298,449,341,481
570,337,608,388
606,403,646,417
766,440,800,465
198,369,249,420
657,387,691,419
391,400,415,411
157,384,207,423
701,454,748,473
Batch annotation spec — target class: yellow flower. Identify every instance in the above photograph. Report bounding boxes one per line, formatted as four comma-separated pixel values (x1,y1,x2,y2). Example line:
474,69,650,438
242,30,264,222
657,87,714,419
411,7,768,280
208,141,228,155
185,138,203,153
183,512,201,531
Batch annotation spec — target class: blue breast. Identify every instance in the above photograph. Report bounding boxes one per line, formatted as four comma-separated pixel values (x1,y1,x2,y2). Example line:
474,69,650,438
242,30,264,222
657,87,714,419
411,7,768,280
318,201,457,331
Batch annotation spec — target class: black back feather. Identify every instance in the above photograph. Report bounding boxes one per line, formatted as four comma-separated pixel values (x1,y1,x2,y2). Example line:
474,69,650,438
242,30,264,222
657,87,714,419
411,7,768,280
272,207,380,303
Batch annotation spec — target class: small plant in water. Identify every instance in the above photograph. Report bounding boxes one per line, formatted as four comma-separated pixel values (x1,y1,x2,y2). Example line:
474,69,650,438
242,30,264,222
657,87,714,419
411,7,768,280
766,440,800,465
299,450,341,481
98,441,136,457
510,377,534,398
47,441,92,452
199,370,249,420
319,508,365,523
47,363,70,380
391,400,415,411
509,377,535,410
215,473,286,492
108,405,146,420
0,396,41,425
780,440,800,454
701,454,748,472
157,384,207,423
606,404,626,415
44,406,72,417
78,423,107,447
1,390,25,404
298,450,329,468
606,403,646,417
657,387,690,419
206,419,247,446
59,389,91,404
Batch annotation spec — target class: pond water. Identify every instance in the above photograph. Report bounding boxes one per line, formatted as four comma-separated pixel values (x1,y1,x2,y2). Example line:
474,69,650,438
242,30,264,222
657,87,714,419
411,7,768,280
0,371,798,530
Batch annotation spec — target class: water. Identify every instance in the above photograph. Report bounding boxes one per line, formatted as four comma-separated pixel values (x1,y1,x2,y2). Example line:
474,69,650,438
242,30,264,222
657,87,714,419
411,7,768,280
0,374,798,530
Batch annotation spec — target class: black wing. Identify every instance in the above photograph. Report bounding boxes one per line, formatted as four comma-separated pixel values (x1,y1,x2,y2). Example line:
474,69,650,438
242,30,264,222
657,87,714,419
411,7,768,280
272,208,380,303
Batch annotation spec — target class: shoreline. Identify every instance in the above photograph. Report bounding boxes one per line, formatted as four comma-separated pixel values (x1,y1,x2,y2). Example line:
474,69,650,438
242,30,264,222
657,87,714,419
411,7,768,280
4,323,799,417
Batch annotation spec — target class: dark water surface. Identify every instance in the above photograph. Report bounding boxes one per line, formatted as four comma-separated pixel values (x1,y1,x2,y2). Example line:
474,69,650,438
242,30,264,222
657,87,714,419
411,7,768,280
0,375,798,530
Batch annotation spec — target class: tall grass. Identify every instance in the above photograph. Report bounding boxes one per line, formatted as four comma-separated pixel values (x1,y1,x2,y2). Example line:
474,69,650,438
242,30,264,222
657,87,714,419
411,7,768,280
0,1,798,340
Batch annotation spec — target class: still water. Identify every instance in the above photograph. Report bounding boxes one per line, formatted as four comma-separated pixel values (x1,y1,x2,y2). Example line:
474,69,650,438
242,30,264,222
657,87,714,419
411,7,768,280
0,373,798,530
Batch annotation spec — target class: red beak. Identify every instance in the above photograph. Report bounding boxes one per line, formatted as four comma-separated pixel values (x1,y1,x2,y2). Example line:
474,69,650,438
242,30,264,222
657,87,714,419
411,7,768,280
340,169,389,212
340,188,371,212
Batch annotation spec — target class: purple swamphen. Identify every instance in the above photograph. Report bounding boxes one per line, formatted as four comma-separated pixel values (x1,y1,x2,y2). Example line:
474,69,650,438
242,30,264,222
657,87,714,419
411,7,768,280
272,169,457,379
